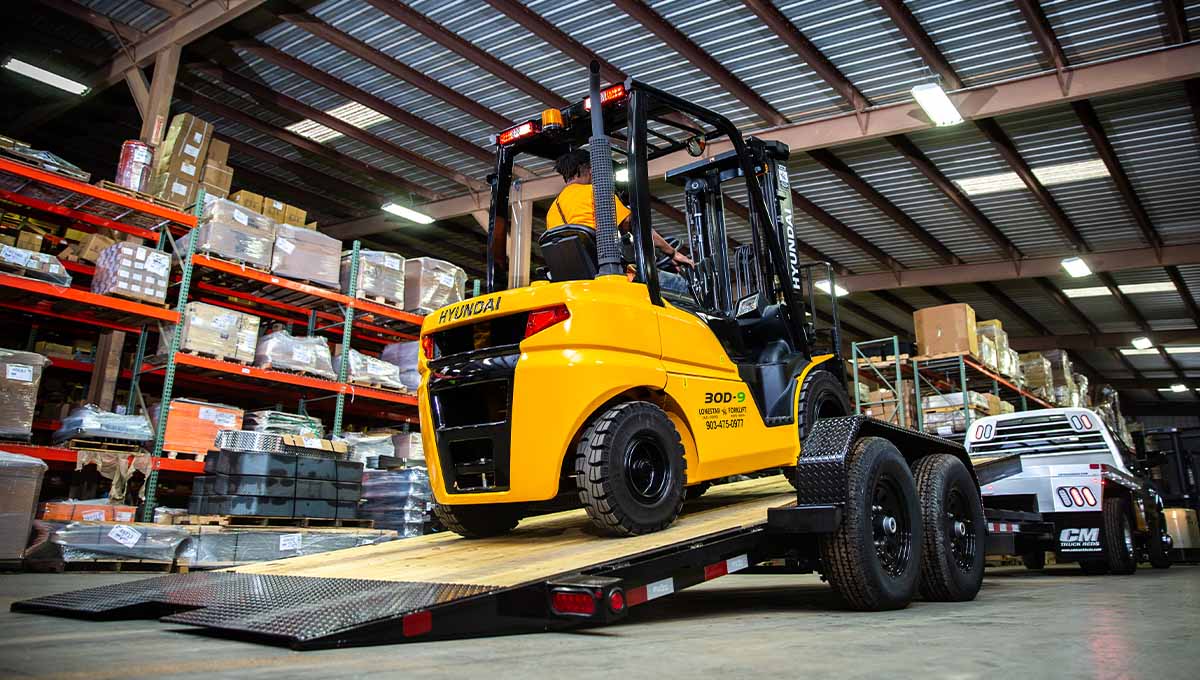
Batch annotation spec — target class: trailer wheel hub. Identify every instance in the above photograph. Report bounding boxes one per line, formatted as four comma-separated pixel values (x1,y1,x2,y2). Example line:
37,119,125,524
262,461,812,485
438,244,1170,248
953,521,967,538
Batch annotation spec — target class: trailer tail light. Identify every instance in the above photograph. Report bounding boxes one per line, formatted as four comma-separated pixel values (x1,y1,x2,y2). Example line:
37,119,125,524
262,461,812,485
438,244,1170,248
524,304,570,338
1057,485,1099,507
402,610,432,637
1080,486,1097,506
497,120,540,146
583,83,628,110
421,334,435,360
1069,487,1085,507
970,422,994,442
1069,413,1095,431
608,589,625,613
551,589,597,617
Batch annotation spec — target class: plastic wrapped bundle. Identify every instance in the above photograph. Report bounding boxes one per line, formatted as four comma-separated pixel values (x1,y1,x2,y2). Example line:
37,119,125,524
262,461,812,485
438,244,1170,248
272,224,341,289
243,411,324,438
0,245,71,285
53,405,152,443
342,250,405,305
392,432,424,461
179,527,395,567
404,257,466,313
337,349,404,390
335,432,395,463
91,242,171,305
381,341,420,390
51,521,189,562
0,349,48,439
185,220,275,269
254,331,335,379
0,451,47,559
201,196,275,232
360,467,434,537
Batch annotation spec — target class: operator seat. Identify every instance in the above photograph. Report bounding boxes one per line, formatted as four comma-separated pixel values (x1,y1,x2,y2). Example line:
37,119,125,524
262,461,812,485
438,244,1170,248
538,224,598,282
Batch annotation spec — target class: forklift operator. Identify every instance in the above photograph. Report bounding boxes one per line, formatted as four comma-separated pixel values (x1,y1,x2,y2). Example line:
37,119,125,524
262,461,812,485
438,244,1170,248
546,149,694,294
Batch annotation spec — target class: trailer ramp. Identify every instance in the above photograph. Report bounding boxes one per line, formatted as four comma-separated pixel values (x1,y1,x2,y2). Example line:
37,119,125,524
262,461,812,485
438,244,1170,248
14,476,795,649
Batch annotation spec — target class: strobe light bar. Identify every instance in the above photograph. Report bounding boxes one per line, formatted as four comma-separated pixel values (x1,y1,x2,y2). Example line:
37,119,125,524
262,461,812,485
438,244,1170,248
497,121,541,146
583,83,628,111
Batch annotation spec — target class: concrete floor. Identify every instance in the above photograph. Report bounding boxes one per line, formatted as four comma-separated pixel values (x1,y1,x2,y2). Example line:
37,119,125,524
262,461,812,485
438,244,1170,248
0,566,1197,679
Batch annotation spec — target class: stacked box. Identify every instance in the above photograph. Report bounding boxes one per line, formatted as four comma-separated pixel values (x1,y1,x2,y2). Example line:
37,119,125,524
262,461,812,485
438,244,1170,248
922,391,991,412
160,302,260,364
200,160,233,199
187,217,275,269
272,224,340,288
1019,352,1053,401
40,502,138,522
0,349,48,439
148,113,213,207
381,341,420,390
33,341,72,360
1042,349,1075,406
922,409,988,436
342,250,405,305
404,257,466,313
1006,348,1022,384
229,189,265,213
191,450,362,519
360,467,433,537
262,196,287,223
913,303,978,357
978,336,997,372
284,205,307,228
1074,373,1090,408
255,330,335,379
0,245,71,285
91,243,171,304
16,231,42,252
336,348,405,390
864,388,916,426
0,452,47,560
160,399,243,456
75,233,115,264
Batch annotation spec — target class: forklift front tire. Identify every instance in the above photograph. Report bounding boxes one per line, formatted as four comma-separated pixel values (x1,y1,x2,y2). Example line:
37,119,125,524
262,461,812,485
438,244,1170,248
576,401,686,537
434,502,525,539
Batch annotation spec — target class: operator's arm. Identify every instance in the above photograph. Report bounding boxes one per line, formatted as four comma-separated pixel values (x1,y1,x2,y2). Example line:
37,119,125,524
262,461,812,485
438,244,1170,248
614,194,694,266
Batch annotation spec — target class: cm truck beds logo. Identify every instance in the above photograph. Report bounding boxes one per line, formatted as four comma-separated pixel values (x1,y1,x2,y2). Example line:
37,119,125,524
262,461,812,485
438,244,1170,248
437,297,500,324
1059,528,1100,552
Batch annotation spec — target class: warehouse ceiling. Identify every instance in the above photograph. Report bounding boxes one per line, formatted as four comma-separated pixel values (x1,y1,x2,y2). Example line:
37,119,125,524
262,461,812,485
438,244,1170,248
1,0,1198,413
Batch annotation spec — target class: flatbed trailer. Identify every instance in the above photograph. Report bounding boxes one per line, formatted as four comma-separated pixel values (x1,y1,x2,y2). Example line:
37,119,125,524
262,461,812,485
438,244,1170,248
14,421,1037,650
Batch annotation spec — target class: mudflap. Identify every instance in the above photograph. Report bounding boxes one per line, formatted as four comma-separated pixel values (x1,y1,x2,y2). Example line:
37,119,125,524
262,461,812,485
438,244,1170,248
1048,512,1106,562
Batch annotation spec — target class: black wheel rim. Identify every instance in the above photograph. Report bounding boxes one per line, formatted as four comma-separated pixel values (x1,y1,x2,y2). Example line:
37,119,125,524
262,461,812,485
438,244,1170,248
871,472,912,577
623,434,670,504
944,487,977,572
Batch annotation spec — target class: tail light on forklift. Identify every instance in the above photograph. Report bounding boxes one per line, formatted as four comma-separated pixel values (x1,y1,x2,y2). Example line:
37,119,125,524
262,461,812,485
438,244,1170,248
524,304,570,338
583,83,628,110
421,334,435,360
497,120,541,146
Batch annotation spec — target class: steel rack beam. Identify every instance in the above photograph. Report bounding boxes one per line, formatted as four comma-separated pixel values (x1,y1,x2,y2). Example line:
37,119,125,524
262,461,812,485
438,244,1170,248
0,273,179,324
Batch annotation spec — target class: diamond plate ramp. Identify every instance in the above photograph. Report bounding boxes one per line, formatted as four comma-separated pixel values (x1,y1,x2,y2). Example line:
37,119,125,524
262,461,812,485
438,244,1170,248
13,572,498,649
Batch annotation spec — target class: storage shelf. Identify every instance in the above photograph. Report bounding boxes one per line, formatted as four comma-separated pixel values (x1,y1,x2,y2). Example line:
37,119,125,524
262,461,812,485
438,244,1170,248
0,272,179,327
0,157,196,240
0,443,203,473
913,353,1054,410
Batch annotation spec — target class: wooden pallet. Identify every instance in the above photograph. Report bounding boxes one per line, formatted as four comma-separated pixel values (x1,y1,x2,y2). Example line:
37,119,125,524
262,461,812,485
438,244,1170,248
66,438,144,453
104,288,170,308
353,292,405,309
94,179,182,211
25,558,188,574
164,450,208,462
177,514,374,529
196,253,271,274
258,363,334,379
348,379,410,394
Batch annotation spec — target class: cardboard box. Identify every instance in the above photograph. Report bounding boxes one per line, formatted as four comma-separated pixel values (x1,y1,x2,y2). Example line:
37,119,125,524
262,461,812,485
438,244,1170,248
0,246,70,284
922,391,990,412
147,170,198,208
207,138,230,165
864,388,916,426
1019,352,1053,400
272,224,340,288
283,204,307,228
0,349,47,438
76,233,116,264
282,434,349,454
922,408,988,436
151,113,213,183
200,161,233,195
914,303,978,357
161,399,243,456
230,190,265,214
63,227,89,242
0,234,14,247
342,251,405,304
978,336,997,371
304,221,319,231
188,220,275,269
162,302,261,364
261,197,287,223
16,231,42,252
984,393,1003,415
33,341,73,359
39,502,138,522
91,243,171,305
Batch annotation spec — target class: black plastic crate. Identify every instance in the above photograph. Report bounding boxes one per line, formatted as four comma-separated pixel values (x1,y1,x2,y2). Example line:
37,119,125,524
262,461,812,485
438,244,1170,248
203,495,295,517
335,500,358,519
188,494,207,515
210,474,296,499
191,476,213,496
334,481,362,502
294,498,337,519
212,450,298,477
337,460,365,482
296,456,337,481
294,479,337,501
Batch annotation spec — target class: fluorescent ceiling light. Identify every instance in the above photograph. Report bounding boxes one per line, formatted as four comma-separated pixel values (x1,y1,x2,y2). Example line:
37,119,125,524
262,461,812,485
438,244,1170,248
614,167,629,183
1124,346,1200,355
910,83,962,127
1130,336,1153,350
815,280,848,297
286,101,388,143
1061,286,1109,298
1170,383,1188,393
1062,282,1177,298
953,159,1110,197
2,57,88,95
382,202,434,224
1060,256,1092,278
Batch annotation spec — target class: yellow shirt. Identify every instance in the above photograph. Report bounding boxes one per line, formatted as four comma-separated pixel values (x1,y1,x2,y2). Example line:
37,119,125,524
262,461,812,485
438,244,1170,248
546,183,631,230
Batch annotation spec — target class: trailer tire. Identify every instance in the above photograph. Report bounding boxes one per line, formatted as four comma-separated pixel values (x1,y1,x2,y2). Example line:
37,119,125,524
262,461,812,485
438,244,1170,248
913,454,986,601
1021,551,1046,570
785,369,851,491
434,502,525,538
819,436,922,611
1101,496,1138,575
576,401,686,536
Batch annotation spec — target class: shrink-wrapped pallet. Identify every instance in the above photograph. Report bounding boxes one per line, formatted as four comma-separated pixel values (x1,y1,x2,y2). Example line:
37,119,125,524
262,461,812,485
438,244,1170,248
91,243,171,305
341,250,405,305
0,245,71,285
381,341,420,390
0,451,46,559
272,224,340,288
404,257,465,313
0,349,47,439
336,348,404,390
159,302,260,363
53,405,152,443
254,331,335,379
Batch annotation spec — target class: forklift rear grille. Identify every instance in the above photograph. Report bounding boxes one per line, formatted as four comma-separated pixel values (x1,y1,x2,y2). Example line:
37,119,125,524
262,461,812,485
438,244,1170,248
431,312,529,359
970,414,1110,457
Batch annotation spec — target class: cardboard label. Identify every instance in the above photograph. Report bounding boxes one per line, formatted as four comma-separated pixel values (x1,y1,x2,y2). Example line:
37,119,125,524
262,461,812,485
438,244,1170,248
183,143,200,159
81,510,105,521
292,345,314,364
5,364,33,382
172,181,188,196
384,255,401,271
181,161,197,177
132,146,153,164
145,252,170,277
302,437,321,448
233,209,249,226
212,314,236,331
278,533,303,551
114,510,134,522
276,239,295,255
108,525,142,548
434,272,457,288
1,245,31,267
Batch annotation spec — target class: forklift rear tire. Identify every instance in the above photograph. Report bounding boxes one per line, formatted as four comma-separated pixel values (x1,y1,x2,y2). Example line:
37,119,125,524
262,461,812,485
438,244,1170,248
913,454,986,601
1101,496,1138,575
434,502,525,539
819,436,922,611
576,401,686,537
785,369,851,491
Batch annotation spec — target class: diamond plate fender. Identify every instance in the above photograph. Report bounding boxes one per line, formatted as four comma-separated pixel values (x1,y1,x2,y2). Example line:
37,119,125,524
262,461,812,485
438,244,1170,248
793,415,976,507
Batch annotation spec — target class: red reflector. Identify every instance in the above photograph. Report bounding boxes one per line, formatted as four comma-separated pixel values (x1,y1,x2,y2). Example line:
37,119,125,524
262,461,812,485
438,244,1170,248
704,561,728,580
625,586,648,607
609,589,625,613
524,304,570,338
583,83,628,110
1089,463,1101,469
498,120,540,145
1069,487,1085,507
402,610,432,637
551,590,597,616
421,334,434,360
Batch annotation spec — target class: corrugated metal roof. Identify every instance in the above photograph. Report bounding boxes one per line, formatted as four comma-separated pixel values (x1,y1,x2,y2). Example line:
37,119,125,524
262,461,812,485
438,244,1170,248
906,0,1046,86
1041,0,1168,65
81,0,169,36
